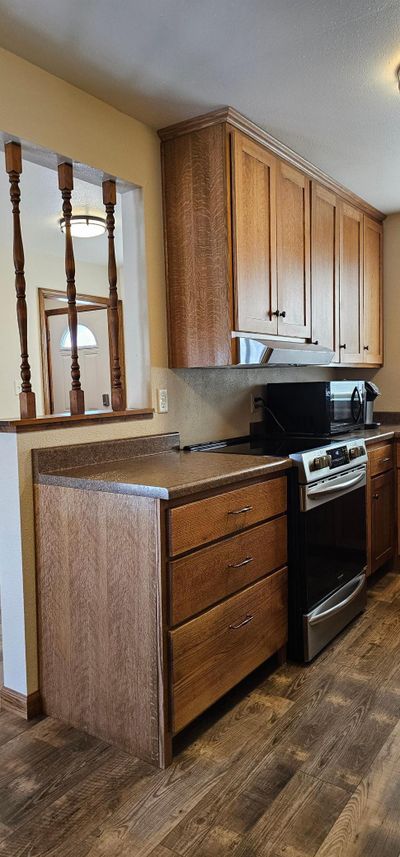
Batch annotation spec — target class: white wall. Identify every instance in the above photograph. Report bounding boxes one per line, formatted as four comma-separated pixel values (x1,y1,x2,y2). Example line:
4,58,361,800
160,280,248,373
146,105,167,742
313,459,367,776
0,434,27,694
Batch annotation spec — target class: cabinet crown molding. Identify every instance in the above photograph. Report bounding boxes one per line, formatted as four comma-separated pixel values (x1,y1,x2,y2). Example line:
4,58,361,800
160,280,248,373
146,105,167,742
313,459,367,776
158,106,385,222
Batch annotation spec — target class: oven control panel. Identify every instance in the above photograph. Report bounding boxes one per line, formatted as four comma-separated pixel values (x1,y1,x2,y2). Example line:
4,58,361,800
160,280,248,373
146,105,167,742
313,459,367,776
292,439,367,484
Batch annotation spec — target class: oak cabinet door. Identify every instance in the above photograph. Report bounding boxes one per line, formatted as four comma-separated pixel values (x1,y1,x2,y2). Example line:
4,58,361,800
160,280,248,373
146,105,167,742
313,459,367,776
232,132,278,334
363,217,383,365
276,161,311,338
370,470,394,573
311,183,339,358
339,203,364,363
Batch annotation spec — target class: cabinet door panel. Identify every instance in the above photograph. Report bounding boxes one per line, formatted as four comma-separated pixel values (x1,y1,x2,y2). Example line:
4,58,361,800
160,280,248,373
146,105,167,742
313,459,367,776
363,217,383,364
311,183,339,358
276,162,311,338
339,203,363,363
233,132,278,334
371,470,394,573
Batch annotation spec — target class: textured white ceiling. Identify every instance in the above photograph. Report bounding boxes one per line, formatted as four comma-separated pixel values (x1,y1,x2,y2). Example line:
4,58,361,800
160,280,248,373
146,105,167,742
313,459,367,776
0,0,400,211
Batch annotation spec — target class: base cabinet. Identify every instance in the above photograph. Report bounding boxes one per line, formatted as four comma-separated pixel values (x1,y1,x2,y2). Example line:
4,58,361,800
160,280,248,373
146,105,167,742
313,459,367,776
367,441,395,575
170,568,288,733
370,471,394,573
36,471,289,768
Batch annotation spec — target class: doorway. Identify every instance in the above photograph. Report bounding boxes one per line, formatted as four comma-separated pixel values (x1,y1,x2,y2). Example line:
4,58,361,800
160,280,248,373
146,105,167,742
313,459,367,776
39,289,126,414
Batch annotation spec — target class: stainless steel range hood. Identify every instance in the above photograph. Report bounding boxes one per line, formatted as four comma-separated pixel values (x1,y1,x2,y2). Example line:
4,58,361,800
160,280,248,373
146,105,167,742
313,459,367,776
236,335,334,367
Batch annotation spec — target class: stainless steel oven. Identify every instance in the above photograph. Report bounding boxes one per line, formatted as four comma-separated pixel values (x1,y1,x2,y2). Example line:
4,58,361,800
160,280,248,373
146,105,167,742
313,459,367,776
185,433,368,663
296,463,367,661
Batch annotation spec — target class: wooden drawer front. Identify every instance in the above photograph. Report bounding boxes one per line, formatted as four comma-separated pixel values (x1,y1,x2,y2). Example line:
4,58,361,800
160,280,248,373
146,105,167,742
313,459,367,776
170,567,288,733
369,443,393,477
168,476,287,556
169,516,287,625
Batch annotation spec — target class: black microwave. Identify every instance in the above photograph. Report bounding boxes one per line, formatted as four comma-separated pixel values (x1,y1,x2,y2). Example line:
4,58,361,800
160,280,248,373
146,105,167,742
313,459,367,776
264,381,366,436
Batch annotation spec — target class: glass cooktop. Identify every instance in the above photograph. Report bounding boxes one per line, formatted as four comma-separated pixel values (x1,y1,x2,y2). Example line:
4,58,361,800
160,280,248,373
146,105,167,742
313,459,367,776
185,433,363,457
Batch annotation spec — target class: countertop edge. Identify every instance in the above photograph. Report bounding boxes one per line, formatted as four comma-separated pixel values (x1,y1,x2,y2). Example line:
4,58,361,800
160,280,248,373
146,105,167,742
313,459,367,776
35,457,292,500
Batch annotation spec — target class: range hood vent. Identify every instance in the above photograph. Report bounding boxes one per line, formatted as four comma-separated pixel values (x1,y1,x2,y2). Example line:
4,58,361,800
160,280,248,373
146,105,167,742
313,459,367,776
236,336,334,367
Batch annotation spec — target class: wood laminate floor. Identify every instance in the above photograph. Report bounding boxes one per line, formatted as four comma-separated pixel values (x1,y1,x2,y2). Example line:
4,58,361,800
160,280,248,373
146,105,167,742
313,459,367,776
1,571,400,856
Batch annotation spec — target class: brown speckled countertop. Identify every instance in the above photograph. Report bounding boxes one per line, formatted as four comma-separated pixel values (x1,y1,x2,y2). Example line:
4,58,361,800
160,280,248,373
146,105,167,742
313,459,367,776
33,425,400,502
34,434,291,500
343,425,400,444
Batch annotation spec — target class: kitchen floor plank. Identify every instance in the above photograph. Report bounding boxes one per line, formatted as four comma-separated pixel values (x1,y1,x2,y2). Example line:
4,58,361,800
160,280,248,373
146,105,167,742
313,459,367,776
315,719,400,857
1,573,400,855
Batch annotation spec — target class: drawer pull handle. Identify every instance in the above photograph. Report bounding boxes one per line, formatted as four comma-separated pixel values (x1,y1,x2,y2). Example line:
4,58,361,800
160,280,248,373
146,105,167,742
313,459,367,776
227,556,254,569
229,613,254,630
379,457,391,464
228,506,253,516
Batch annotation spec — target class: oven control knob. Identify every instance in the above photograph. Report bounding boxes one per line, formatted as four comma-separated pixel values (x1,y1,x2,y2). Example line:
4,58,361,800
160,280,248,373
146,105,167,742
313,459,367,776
311,454,331,471
349,446,364,459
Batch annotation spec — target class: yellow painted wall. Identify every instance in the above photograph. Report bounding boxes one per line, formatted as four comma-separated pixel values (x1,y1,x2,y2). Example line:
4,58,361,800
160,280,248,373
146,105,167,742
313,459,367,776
0,48,336,693
373,213,400,411
0,47,168,372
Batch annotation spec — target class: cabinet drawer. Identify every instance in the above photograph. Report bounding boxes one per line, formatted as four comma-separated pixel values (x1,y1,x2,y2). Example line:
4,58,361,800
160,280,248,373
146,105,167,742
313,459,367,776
168,476,287,556
170,567,288,733
169,516,287,625
369,443,393,477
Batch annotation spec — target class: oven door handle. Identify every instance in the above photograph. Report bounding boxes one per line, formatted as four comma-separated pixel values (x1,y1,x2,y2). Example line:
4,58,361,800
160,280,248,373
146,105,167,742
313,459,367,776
308,575,366,626
307,471,364,497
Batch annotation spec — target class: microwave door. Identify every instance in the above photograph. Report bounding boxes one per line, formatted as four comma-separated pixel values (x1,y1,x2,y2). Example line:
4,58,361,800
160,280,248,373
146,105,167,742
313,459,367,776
330,382,364,430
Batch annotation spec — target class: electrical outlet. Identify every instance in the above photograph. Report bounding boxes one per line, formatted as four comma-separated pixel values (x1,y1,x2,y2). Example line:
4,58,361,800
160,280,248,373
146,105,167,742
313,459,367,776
156,388,169,413
250,393,257,414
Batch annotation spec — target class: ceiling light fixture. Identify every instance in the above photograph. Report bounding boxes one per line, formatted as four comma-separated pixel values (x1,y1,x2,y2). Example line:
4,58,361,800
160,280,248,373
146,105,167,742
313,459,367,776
59,215,106,238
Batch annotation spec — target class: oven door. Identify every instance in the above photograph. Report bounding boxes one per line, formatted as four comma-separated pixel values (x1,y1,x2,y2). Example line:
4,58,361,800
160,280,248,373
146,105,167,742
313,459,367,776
303,573,367,662
329,381,365,433
299,467,366,611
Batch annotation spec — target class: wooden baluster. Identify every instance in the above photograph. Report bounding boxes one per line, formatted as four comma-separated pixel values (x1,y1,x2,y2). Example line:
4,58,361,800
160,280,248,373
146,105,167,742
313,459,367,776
103,179,124,411
58,162,85,415
5,142,36,419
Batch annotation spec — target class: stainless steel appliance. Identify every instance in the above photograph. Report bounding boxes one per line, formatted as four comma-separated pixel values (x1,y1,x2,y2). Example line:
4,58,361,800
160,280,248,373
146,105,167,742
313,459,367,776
185,433,367,661
364,381,381,428
264,380,366,435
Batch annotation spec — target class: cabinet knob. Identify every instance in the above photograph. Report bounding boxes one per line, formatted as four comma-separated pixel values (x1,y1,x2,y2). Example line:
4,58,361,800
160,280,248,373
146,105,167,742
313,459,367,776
340,344,347,349
272,310,280,317
364,345,369,351
279,310,286,318
373,493,380,500
312,340,319,345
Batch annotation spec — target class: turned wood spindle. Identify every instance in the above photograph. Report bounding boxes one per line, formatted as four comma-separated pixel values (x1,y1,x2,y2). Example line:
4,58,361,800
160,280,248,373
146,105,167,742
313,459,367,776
58,162,85,415
103,179,124,411
5,141,36,419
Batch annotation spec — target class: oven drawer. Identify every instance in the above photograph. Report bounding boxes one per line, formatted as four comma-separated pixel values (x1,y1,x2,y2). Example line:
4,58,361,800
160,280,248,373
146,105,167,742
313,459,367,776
369,442,393,477
168,476,287,556
169,567,288,733
169,516,287,625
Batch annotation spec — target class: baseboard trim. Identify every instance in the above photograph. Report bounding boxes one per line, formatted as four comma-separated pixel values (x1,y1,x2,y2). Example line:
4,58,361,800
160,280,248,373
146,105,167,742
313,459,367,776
0,686,42,719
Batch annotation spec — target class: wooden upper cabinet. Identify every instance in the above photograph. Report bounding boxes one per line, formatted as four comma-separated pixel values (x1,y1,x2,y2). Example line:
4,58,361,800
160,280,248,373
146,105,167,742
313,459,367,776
311,183,339,357
161,124,233,367
276,162,311,338
159,109,385,368
339,203,364,363
363,217,383,364
232,132,278,335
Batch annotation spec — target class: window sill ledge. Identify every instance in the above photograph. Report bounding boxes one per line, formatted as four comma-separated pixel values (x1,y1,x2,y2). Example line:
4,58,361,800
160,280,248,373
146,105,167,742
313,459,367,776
0,408,154,433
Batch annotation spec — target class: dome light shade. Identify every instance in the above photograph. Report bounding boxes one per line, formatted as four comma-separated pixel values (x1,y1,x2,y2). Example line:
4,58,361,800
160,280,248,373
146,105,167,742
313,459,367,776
59,215,106,238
